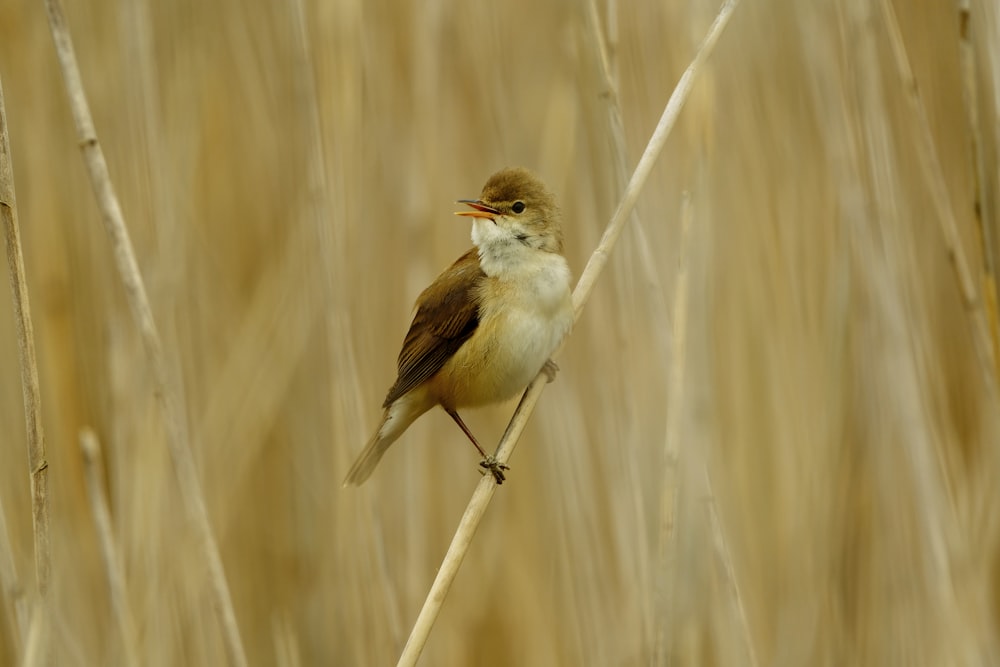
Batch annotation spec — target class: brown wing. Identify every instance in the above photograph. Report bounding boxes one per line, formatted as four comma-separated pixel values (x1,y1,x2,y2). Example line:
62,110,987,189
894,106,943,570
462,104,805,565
382,248,483,407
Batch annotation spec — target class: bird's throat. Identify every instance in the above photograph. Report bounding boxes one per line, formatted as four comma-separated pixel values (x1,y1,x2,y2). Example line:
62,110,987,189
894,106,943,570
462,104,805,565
472,218,548,278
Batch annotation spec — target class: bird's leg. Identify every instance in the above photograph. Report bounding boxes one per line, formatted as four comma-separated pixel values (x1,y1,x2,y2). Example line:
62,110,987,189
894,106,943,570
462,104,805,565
444,408,509,484
542,359,559,383
444,408,489,457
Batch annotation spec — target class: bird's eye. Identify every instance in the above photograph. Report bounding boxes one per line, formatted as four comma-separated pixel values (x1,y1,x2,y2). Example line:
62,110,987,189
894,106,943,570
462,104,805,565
512,201,526,214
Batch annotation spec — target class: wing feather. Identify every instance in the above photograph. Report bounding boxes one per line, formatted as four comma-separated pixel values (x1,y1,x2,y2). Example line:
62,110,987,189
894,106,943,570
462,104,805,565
382,249,483,407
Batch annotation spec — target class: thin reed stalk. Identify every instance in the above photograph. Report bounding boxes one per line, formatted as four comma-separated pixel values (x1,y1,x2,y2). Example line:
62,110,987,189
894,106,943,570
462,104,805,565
396,2,742,664
1,76,51,667
79,429,139,667
0,76,51,602
879,0,999,398
956,0,1000,380
654,193,692,665
40,1,248,664
587,0,668,648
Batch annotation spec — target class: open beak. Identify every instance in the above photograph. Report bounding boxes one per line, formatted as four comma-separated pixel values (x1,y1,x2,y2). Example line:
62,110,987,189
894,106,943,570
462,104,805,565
455,199,499,220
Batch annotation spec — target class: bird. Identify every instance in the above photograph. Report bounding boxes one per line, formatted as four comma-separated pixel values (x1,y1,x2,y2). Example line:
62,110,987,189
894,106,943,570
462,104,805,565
343,167,573,485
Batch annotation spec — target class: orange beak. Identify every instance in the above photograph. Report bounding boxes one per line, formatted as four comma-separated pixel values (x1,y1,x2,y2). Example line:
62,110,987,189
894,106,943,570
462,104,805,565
455,200,499,220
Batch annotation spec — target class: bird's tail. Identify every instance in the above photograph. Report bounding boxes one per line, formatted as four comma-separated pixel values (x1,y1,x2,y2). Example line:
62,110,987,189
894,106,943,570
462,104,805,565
342,394,430,485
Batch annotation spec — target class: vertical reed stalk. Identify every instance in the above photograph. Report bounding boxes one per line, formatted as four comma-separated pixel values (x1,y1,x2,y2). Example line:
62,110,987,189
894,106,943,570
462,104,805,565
79,429,139,666
0,77,51,667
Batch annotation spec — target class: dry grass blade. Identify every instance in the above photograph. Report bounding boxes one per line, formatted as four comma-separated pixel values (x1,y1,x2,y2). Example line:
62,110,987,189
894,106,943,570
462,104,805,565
79,429,139,666
0,73,51,607
586,0,671,362
570,0,737,318
396,1,742,664
40,1,247,664
879,0,999,398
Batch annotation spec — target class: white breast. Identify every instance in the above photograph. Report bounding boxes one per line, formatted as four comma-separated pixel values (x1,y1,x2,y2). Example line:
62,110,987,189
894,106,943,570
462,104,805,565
471,251,573,403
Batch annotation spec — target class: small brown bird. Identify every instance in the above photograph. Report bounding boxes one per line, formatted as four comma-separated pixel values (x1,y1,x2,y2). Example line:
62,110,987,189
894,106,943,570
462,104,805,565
343,167,573,485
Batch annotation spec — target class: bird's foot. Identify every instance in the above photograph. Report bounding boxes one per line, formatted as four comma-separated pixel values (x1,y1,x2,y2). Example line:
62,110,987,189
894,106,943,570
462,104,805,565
542,359,559,383
479,456,510,484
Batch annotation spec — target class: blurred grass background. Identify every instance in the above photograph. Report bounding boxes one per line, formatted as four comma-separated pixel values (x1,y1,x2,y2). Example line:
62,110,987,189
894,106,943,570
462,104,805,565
2,0,1000,664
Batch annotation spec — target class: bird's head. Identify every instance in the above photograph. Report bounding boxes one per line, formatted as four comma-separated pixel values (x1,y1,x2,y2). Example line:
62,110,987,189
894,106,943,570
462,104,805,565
456,167,563,254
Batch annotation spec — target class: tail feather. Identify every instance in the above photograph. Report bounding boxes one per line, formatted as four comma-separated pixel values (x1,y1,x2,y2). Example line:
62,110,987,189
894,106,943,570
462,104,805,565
342,430,395,486
343,394,431,485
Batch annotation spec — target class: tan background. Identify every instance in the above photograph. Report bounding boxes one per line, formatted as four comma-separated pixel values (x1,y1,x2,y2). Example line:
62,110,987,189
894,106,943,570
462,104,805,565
1,0,999,664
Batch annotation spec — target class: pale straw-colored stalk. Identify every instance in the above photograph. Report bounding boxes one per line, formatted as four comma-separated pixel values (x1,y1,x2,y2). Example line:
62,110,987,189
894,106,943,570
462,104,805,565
0,76,51,601
396,1,742,663
0,74,51,667
653,194,692,665
956,0,1000,380
879,0,999,398
79,429,140,666
40,1,248,664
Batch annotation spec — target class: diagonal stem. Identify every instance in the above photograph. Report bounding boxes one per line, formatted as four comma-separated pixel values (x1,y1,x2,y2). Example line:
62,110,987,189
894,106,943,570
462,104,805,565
40,1,248,664
878,0,999,397
396,1,743,664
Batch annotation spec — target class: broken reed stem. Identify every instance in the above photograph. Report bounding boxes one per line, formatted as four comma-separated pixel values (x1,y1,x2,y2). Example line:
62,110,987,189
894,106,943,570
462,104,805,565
396,2,742,664
79,429,140,667
40,2,248,665
0,76,52,602
879,0,999,398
